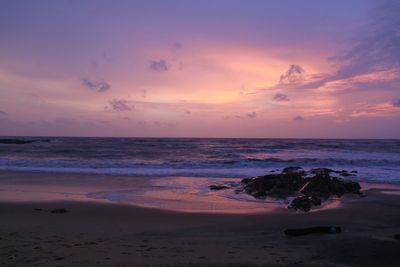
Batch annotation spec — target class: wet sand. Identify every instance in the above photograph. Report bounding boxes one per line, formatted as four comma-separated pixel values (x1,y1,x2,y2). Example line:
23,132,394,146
1,171,400,266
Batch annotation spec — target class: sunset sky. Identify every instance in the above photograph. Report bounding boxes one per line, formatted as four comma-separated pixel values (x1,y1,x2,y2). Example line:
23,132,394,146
0,0,399,138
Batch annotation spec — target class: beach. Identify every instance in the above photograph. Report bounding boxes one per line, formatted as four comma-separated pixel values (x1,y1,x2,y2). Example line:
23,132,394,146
2,0,400,265
1,171,400,267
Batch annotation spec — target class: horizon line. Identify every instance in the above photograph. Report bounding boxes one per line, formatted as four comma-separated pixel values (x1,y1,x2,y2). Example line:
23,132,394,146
0,135,399,141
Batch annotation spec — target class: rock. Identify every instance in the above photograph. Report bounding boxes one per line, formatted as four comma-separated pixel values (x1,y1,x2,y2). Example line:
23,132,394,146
284,226,342,236
0,139,34,145
288,195,322,212
209,185,229,190
310,168,334,177
301,174,361,199
340,170,356,177
0,139,50,145
282,166,304,174
343,181,361,194
238,167,362,211
50,208,69,214
242,172,306,199
241,178,252,184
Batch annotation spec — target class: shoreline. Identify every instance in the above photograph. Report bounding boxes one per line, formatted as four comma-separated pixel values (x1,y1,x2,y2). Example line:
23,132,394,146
1,170,400,214
0,171,283,214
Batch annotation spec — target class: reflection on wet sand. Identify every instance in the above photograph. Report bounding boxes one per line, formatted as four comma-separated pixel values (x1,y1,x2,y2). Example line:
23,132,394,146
0,171,351,214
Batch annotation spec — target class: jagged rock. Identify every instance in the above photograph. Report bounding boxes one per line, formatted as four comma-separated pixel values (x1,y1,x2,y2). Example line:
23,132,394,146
343,181,361,194
301,174,361,199
289,195,322,212
282,166,304,174
241,178,252,184
209,185,229,190
243,172,306,199
238,166,362,211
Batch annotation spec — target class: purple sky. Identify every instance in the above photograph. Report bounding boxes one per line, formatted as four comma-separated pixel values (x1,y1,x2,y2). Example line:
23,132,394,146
0,0,399,138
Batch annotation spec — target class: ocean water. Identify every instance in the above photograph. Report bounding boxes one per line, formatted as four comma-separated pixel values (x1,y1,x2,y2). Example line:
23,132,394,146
0,137,399,184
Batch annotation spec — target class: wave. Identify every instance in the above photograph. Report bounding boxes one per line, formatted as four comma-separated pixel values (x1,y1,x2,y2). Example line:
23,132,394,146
1,137,399,183
0,156,399,169
0,157,399,184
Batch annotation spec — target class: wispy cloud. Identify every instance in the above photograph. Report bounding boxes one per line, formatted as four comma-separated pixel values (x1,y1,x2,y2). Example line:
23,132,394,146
149,59,168,72
273,93,290,102
350,102,397,118
332,0,400,80
224,112,257,119
81,77,111,92
392,99,400,107
128,100,215,112
296,0,400,92
279,64,305,85
246,112,257,118
171,42,183,52
293,115,304,121
0,110,7,115
108,98,133,111
224,115,242,120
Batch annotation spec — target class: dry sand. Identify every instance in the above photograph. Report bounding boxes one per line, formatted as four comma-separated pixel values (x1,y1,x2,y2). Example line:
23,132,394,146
1,171,400,267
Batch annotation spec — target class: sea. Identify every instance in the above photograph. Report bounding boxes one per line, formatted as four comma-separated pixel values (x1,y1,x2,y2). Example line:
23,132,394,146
0,137,399,184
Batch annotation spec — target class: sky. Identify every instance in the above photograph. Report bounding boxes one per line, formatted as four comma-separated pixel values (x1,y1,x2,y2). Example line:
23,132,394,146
0,0,399,138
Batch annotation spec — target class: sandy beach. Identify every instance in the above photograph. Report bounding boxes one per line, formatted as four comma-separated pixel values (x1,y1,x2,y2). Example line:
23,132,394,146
1,171,400,267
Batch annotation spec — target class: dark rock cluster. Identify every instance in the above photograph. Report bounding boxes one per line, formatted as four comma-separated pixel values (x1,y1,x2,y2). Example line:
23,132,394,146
209,184,230,190
50,208,69,214
240,167,362,212
0,139,35,145
0,139,50,145
241,168,306,199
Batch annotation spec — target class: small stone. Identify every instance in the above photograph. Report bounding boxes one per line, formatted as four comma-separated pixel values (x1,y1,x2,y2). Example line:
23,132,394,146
209,185,229,190
50,208,69,214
